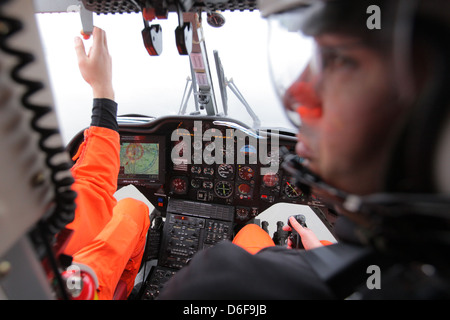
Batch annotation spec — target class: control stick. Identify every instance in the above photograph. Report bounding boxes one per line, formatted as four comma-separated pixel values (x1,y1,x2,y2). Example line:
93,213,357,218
287,214,307,249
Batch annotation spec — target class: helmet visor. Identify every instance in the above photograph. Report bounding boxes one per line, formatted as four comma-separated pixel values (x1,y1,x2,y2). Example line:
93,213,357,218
267,15,315,127
266,1,412,129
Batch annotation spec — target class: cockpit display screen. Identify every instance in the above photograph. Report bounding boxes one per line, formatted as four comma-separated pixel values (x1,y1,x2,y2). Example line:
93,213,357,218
119,135,165,185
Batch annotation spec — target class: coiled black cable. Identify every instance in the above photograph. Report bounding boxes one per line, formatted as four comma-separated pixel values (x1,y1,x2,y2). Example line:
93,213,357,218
0,1,77,241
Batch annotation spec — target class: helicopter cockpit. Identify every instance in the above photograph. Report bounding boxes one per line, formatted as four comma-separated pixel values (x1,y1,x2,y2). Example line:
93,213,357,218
0,0,337,300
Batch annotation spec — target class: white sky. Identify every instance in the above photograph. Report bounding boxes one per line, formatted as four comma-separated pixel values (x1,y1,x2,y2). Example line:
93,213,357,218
35,10,294,144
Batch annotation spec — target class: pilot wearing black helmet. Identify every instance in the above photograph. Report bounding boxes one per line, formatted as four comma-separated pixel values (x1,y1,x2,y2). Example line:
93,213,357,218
159,0,450,299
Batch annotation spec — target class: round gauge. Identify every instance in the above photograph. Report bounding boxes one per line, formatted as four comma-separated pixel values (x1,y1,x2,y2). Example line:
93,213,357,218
283,181,302,198
207,12,226,28
263,173,280,187
171,177,188,194
217,164,234,179
214,181,233,198
191,165,201,174
236,207,249,220
238,183,251,195
191,179,201,188
238,166,254,181
202,181,214,189
203,167,214,176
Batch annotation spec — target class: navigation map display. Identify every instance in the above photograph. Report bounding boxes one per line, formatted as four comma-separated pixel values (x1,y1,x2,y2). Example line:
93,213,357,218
120,142,159,176
119,135,165,184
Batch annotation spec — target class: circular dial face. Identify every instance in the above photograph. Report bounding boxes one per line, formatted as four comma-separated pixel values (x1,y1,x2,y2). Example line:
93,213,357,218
203,167,214,176
236,207,249,220
262,173,280,187
283,181,302,198
202,181,214,189
238,166,254,181
207,12,226,28
191,179,201,188
217,164,234,179
191,165,201,174
214,181,233,198
171,177,188,194
237,183,251,195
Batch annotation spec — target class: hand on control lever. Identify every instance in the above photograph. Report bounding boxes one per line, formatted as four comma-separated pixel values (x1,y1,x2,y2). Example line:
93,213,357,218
282,215,324,250
74,27,114,100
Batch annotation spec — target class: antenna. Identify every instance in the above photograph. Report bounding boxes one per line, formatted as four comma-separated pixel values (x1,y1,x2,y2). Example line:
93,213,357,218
214,50,228,116
213,50,261,128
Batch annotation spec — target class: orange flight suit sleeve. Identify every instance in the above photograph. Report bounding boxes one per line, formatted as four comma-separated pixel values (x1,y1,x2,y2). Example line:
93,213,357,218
64,126,120,256
233,224,275,254
64,125,150,299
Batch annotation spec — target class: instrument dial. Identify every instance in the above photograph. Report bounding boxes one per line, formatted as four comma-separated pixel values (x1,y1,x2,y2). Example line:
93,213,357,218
203,167,214,176
262,173,280,187
207,12,226,28
236,207,250,220
283,181,302,198
217,164,234,179
191,165,201,174
238,166,254,181
191,179,201,188
237,183,251,195
214,181,233,198
170,177,188,194
202,181,214,189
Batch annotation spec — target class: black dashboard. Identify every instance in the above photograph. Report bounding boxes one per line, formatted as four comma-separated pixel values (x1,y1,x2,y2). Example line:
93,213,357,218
68,114,334,299
113,115,325,223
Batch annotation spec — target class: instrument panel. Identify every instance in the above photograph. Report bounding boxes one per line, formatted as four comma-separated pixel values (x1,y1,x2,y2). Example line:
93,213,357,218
113,115,324,224
68,114,326,224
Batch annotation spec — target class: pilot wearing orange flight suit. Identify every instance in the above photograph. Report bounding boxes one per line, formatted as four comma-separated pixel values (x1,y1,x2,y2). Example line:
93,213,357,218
62,27,150,300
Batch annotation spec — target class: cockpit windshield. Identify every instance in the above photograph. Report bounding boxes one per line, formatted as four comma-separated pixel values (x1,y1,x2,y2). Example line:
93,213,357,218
35,10,295,144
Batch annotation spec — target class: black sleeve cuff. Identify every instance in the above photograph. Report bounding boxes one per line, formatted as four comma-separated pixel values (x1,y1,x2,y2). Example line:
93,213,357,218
91,98,119,132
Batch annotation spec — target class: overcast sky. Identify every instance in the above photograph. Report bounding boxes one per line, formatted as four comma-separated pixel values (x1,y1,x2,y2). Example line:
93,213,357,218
35,10,294,144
